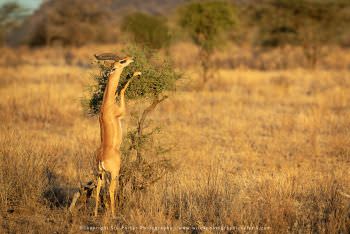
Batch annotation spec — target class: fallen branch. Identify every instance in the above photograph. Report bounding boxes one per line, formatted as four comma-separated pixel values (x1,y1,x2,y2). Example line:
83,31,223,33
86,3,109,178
338,190,350,199
68,180,96,213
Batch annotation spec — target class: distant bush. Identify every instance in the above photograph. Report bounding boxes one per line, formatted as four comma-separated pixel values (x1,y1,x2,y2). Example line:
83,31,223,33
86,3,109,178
121,12,171,50
25,0,115,46
0,3,27,46
252,0,350,68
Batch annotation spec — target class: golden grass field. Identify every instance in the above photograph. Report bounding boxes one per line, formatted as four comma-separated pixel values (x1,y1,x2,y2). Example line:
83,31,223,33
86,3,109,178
0,44,350,233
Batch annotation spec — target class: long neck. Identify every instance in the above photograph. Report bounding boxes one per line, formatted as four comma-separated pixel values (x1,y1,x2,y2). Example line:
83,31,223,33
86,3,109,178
102,68,123,108
99,68,123,149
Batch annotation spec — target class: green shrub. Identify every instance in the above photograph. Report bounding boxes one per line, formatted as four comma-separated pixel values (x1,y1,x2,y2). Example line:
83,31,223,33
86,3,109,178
121,12,171,50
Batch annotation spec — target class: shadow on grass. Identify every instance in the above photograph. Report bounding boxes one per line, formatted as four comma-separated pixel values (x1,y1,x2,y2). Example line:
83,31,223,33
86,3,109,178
42,169,80,209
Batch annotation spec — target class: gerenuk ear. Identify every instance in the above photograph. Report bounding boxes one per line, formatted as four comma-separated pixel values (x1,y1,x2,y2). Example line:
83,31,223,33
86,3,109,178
116,57,134,67
119,59,127,64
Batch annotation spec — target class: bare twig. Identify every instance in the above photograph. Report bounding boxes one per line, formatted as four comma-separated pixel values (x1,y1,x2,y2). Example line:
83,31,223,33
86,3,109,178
136,95,168,161
138,96,168,135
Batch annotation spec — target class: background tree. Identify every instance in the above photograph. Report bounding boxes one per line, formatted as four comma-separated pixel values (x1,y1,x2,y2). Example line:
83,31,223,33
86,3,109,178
121,12,171,51
25,0,114,46
0,3,27,46
86,45,180,198
253,0,350,68
179,1,236,86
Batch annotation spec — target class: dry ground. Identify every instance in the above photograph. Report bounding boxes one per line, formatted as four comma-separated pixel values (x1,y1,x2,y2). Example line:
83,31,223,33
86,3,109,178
0,45,349,233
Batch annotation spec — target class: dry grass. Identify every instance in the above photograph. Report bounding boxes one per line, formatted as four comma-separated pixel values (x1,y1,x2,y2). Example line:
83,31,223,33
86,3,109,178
0,44,349,233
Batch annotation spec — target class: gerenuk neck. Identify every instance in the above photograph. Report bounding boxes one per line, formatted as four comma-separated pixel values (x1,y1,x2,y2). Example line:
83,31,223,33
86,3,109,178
102,68,123,108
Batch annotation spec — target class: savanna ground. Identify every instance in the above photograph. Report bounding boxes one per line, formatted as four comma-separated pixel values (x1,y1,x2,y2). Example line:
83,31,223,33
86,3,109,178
0,43,350,233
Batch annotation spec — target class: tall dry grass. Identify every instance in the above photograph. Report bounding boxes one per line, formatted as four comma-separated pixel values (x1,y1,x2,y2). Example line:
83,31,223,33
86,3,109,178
0,44,349,233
